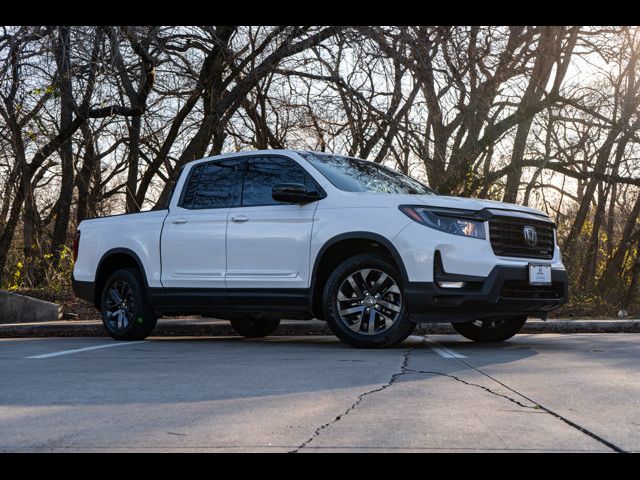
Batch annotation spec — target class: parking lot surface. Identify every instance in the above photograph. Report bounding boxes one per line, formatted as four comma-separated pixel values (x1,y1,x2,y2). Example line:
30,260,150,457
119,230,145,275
0,333,638,452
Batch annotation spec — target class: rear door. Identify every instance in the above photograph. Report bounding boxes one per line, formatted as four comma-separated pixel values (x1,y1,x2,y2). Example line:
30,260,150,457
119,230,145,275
225,155,321,289
160,159,239,288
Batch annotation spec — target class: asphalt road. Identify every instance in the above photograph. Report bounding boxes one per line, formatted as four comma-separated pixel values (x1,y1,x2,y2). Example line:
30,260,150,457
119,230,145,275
0,333,638,452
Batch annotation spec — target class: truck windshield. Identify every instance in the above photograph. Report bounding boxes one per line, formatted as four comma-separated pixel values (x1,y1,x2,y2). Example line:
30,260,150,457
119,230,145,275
299,152,435,195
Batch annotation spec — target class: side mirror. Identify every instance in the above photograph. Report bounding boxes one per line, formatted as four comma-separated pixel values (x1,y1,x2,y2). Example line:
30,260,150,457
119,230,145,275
272,183,324,204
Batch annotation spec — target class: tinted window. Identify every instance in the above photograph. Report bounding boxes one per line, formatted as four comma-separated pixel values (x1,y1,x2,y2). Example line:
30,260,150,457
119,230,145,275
299,152,435,195
195,160,237,209
164,165,186,210
181,160,237,209
180,164,203,208
241,157,316,206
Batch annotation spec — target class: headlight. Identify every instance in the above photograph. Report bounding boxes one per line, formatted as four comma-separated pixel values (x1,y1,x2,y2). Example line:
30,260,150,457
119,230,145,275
399,206,486,239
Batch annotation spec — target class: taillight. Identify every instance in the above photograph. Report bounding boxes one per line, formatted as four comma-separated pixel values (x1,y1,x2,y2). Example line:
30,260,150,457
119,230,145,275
73,230,81,262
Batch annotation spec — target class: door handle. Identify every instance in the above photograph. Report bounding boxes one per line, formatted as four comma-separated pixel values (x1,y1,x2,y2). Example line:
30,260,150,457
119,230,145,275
172,218,187,224
231,215,249,223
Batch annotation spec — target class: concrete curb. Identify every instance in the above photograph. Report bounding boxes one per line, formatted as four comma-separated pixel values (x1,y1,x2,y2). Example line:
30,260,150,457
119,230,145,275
0,318,638,338
0,290,62,324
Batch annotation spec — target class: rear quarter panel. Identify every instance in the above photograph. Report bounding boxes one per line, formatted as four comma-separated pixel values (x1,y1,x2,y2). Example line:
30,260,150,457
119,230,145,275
73,210,169,287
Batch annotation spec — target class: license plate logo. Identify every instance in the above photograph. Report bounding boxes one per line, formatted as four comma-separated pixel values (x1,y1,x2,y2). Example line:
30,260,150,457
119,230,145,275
529,264,551,285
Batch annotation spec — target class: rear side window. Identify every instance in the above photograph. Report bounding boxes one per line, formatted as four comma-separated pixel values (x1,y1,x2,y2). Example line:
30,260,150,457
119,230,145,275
241,156,317,207
180,160,237,209
180,164,203,208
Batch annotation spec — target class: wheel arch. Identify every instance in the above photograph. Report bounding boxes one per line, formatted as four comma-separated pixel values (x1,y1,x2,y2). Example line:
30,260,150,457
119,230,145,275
94,248,150,308
310,232,408,319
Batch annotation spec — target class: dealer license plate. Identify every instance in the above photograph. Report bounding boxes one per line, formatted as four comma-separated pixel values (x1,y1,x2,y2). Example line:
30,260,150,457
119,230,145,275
529,264,552,286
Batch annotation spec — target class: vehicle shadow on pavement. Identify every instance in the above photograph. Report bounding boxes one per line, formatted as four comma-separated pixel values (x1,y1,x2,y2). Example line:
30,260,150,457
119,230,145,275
15,333,629,410
142,333,545,384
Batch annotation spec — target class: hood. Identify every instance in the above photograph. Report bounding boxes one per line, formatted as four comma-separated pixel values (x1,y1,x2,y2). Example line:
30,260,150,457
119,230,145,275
336,192,551,220
413,195,548,217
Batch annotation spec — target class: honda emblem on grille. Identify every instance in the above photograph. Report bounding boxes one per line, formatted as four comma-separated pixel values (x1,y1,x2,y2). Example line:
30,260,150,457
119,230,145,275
523,226,538,247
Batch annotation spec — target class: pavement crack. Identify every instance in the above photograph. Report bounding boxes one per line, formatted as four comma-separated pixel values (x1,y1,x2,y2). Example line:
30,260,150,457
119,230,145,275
454,363,627,453
289,347,414,453
405,368,539,410
419,336,627,453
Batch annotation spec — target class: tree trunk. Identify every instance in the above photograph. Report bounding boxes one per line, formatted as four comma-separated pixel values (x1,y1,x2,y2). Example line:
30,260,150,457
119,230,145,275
49,26,75,264
76,123,96,223
623,239,640,311
0,178,12,231
22,181,38,287
577,184,608,290
502,27,560,203
606,183,617,258
598,193,640,294
562,129,619,271
0,173,28,285
125,115,142,213
502,115,536,203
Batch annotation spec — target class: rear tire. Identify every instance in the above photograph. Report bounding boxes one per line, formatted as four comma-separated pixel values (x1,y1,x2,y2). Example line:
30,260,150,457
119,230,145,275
230,316,281,338
100,268,157,341
323,253,415,348
452,315,527,343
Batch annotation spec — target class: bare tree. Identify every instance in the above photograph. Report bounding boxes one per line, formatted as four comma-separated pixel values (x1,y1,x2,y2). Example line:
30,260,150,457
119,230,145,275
2,24,640,315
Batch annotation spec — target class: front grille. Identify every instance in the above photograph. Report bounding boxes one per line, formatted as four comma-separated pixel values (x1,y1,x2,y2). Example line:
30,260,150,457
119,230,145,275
489,216,555,259
500,280,563,300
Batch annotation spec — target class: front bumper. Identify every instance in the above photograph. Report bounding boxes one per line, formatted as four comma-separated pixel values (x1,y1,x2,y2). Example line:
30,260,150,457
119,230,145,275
405,265,568,323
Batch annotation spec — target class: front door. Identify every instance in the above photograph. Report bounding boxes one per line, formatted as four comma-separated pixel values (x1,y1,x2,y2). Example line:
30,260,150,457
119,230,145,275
161,159,239,288
225,156,320,289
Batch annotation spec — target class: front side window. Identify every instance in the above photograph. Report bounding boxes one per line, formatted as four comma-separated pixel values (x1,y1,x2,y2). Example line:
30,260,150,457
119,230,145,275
241,156,317,206
299,152,435,195
180,160,237,209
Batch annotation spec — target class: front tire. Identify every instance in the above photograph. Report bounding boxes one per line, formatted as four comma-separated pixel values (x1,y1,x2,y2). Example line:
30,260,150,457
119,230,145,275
452,315,527,343
100,268,157,341
323,253,415,348
230,316,281,338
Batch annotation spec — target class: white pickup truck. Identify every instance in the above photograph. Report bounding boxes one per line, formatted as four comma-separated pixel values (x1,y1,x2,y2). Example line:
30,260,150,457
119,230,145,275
72,149,568,348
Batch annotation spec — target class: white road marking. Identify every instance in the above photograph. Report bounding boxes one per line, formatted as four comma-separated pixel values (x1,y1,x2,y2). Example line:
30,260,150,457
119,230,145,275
26,342,138,359
423,337,467,358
